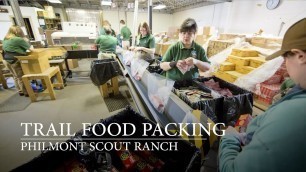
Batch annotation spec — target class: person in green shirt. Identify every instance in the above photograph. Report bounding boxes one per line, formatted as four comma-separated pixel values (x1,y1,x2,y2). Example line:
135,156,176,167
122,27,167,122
95,26,118,59
120,20,131,50
219,18,306,172
130,22,155,61
3,25,31,96
99,20,116,37
160,18,210,81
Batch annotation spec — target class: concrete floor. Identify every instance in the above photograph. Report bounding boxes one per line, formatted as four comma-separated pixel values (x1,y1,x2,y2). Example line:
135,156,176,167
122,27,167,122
0,59,135,171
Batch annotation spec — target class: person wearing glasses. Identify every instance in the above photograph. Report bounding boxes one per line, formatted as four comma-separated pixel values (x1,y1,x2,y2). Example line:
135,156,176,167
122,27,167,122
219,18,306,172
130,22,155,61
160,18,210,81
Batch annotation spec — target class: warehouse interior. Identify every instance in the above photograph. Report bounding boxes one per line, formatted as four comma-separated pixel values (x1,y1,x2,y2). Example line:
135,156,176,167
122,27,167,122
0,0,306,171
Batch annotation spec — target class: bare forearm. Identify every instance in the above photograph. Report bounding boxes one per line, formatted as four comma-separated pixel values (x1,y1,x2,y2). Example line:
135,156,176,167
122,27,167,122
141,47,155,54
194,59,210,72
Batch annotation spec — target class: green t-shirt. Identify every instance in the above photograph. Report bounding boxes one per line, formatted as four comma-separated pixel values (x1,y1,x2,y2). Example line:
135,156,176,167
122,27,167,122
3,37,30,55
161,41,210,81
120,25,131,41
137,34,155,48
99,28,106,36
95,35,117,53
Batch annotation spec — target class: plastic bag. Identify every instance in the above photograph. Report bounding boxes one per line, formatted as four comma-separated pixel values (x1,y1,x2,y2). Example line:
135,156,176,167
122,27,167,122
148,73,175,113
90,59,121,86
122,50,134,66
234,56,284,92
131,58,150,80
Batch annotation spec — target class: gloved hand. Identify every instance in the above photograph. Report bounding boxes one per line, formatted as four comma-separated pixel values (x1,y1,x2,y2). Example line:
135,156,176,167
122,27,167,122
225,126,247,146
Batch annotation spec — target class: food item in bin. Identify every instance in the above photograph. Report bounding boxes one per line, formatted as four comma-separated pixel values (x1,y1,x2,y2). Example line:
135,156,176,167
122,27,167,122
204,79,233,97
149,94,165,112
136,149,165,170
176,87,213,103
111,165,119,172
131,152,155,172
116,146,137,171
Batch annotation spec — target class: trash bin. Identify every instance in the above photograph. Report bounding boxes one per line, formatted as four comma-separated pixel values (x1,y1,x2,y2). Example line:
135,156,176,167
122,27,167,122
90,59,122,86
195,76,253,126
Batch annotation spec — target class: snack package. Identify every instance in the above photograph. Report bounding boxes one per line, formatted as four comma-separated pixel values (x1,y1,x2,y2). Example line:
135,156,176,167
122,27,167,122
136,149,165,170
115,146,137,171
131,152,155,172
234,114,253,133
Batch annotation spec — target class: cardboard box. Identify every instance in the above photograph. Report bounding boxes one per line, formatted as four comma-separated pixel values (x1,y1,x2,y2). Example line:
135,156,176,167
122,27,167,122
16,49,51,75
195,35,207,46
231,48,259,57
203,26,215,36
219,33,246,40
249,57,266,68
235,65,255,74
155,43,162,56
225,71,244,81
259,83,281,98
227,55,250,66
160,43,171,56
219,62,235,71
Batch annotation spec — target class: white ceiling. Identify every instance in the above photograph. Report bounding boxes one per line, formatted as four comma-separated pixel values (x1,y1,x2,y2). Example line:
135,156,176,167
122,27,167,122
1,0,232,13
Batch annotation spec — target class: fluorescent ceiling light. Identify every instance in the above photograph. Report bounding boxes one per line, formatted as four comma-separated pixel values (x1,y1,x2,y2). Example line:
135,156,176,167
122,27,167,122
47,0,62,3
153,4,166,10
101,0,112,6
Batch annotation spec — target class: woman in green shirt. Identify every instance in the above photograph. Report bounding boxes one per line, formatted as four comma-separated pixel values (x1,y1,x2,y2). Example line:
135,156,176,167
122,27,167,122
160,18,210,81
95,26,118,59
130,22,155,61
3,26,31,96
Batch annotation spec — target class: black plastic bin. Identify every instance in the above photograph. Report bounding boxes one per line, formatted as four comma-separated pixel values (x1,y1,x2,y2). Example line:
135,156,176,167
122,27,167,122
173,79,224,124
90,59,122,86
12,106,201,172
195,76,253,126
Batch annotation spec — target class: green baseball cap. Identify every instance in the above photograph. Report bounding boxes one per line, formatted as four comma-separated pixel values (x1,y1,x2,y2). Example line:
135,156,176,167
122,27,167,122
266,18,306,60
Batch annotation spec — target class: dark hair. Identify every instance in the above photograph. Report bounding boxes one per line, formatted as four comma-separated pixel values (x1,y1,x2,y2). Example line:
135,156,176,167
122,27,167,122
180,18,197,33
138,22,151,34
104,26,112,35
120,20,125,24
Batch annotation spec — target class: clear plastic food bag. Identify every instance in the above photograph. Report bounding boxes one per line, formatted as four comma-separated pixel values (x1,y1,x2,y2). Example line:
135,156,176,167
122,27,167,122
131,58,150,80
147,73,175,113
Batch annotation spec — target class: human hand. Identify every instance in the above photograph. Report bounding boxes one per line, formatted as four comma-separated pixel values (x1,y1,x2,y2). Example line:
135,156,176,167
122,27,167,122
225,126,247,145
176,60,187,69
185,57,198,66
129,46,135,51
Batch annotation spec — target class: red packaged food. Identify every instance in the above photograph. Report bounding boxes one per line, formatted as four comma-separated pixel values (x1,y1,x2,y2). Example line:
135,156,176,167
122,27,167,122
131,152,154,172
234,114,253,133
136,149,165,170
116,146,136,171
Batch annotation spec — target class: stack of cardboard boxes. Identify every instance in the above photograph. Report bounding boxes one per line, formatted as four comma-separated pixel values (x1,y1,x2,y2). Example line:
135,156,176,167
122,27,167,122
214,48,266,83
251,36,282,49
207,39,234,58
